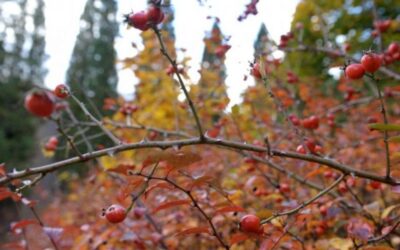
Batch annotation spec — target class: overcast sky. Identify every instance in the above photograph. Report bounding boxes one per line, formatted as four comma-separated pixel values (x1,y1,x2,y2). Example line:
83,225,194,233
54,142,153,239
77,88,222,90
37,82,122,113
43,0,299,106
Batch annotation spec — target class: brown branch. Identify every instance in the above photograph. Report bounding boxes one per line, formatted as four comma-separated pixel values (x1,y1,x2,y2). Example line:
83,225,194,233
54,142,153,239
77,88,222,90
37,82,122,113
152,27,205,139
30,207,59,250
260,174,345,224
369,74,391,179
70,94,121,145
2,137,400,186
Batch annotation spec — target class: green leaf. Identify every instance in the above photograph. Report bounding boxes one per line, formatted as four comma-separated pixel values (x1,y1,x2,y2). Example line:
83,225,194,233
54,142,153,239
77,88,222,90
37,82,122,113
368,123,400,132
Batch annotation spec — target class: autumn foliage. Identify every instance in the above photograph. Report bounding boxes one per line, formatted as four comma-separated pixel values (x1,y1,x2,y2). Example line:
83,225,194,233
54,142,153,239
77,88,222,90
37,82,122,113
2,0,400,249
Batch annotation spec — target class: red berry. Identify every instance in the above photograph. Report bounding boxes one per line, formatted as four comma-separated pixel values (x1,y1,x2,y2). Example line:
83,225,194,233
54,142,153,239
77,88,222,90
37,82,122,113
54,84,69,99
345,64,365,80
305,139,316,153
302,115,319,130
338,182,348,193
147,5,164,24
279,183,290,193
296,145,306,154
24,91,55,117
374,20,391,32
387,42,399,56
206,127,220,138
361,53,381,73
133,207,146,219
288,114,300,126
47,136,59,147
319,205,328,216
129,11,150,31
240,214,261,234
370,181,382,190
251,62,268,79
105,204,126,223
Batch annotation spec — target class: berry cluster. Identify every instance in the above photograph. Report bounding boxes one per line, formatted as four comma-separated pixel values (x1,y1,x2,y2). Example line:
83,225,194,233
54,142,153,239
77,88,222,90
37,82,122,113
126,5,164,31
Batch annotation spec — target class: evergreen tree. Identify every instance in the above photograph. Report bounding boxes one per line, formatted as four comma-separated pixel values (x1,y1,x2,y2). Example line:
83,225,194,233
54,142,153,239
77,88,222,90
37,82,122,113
0,0,46,167
66,0,119,118
190,22,230,127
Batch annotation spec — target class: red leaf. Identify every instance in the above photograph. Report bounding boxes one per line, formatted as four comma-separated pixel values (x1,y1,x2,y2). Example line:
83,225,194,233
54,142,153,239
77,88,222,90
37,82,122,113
0,190,21,202
0,163,5,176
152,199,191,214
175,226,211,236
230,232,249,245
10,219,39,234
0,242,25,250
214,205,245,215
144,182,174,200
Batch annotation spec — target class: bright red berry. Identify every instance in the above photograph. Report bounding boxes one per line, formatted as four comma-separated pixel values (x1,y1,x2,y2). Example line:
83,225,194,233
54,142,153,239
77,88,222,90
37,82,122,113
240,214,261,234
361,53,381,73
24,91,55,117
296,145,306,154
302,115,319,130
54,84,69,99
147,5,164,25
105,204,126,223
374,20,391,32
251,62,268,79
345,64,365,80
279,183,290,193
129,11,150,31
370,181,382,190
319,205,328,216
387,42,399,56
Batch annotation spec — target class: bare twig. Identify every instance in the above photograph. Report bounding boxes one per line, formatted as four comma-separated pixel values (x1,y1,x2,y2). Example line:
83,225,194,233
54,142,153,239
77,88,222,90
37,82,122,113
152,27,205,139
70,94,121,145
260,174,345,224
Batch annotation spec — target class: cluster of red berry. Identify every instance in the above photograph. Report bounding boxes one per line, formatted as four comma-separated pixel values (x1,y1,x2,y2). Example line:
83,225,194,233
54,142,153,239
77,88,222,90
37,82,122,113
346,43,399,80
24,84,69,118
126,5,164,31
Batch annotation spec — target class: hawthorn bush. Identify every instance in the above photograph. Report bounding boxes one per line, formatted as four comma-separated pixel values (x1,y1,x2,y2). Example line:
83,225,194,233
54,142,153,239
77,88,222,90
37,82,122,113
1,0,400,249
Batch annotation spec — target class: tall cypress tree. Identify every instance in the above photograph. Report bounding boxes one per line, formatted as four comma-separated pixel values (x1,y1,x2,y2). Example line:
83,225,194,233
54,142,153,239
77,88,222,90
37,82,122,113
66,0,118,118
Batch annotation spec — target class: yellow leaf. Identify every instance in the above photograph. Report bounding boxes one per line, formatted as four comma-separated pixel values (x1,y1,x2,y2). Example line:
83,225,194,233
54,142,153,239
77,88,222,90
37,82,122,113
381,204,400,219
329,237,353,250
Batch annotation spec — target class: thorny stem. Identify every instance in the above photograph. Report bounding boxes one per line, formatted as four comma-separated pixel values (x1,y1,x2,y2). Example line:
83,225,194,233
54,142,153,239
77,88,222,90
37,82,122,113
152,27,205,140
260,174,345,224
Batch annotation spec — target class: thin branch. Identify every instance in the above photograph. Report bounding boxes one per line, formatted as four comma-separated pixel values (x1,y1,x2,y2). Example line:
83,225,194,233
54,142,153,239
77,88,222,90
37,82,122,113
370,75,391,179
260,174,345,224
30,207,59,250
2,137,400,186
152,27,205,139
134,172,229,249
70,94,121,145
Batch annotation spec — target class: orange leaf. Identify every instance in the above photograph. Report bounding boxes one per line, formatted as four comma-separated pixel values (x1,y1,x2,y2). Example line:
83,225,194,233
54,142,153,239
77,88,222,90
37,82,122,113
152,199,191,214
10,219,39,234
175,226,211,236
230,232,249,245
0,190,21,202
214,205,245,215
144,182,174,200
0,163,5,176
107,163,135,175
146,149,202,169
191,175,214,188
304,168,324,179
